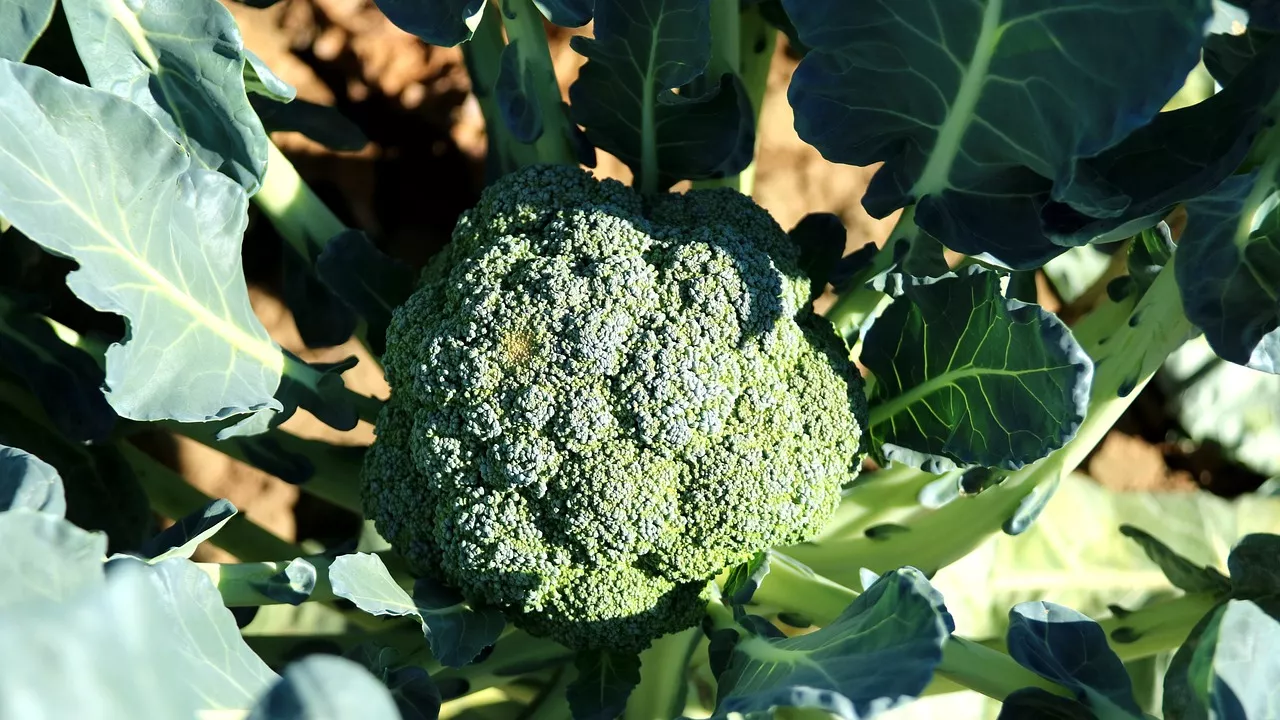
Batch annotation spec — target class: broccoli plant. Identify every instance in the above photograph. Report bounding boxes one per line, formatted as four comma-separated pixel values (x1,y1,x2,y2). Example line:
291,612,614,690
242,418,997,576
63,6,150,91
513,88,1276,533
0,0,1279,718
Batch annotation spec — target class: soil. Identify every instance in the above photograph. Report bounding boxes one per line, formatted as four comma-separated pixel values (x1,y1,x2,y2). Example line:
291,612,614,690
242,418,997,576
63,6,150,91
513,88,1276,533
117,1,1273,550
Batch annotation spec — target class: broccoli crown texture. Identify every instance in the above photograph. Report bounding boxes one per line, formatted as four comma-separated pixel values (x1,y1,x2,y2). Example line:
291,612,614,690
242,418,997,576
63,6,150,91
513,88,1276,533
362,164,867,652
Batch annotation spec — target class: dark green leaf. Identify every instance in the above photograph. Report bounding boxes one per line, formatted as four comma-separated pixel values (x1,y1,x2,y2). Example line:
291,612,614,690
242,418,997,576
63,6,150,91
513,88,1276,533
1176,171,1280,373
722,552,771,607
281,242,359,349
244,49,296,103
1043,40,1280,247
714,567,952,719
251,558,318,606
789,213,847,299
496,40,544,144
1002,473,1059,536
0,509,105,607
0,379,151,553
140,499,238,562
782,0,1213,269
346,645,443,720
0,444,64,516
1006,601,1143,716
373,0,487,46
250,96,370,152
533,0,592,26
1204,28,1277,85
315,230,415,356
0,0,56,61
248,655,401,720
1000,688,1101,720
0,61,288,425
566,649,641,720
862,267,1093,472
0,295,116,442
62,0,270,192
1119,525,1232,595
328,553,506,667
568,0,754,190
1227,533,1280,597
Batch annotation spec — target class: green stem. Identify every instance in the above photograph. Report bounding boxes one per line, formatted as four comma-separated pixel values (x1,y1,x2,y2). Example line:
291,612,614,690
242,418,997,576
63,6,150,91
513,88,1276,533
789,261,1195,584
255,141,346,258
692,3,776,196
421,630,574,696
624,626,701,720
813,464,957,543
521,667,574,720
464,2,540,177
120,440,304,562
824,206,918,338
499,0,577,167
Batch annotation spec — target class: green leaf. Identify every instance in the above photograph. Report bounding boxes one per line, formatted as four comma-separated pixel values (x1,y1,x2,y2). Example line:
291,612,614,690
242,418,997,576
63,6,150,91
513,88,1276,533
782,0,1213,269
722,552,771,608
0,509,105,607
315,230,415,356
568,0,754,191
566,649,641,720
0,560,201,719
139,498,238,563
281,242,359,349
61,0,270,191
862,267,1093,472
244,48,296,103
714,567,952,719
345,645,443,720
1226,533,1280,597
0,0,56,61
372,0,487,46
1000,689,1099,720
1119,525,1232,595
247,655,402,720
0,444,65,516
132,557,279,708
533,0,592,27
1176,170,1280,374
1204,28,1276,85
495,40,544,144
328,553,506,667
1006,602,1143,718
0,60,288,425
0,294,117,442
250,96,369,152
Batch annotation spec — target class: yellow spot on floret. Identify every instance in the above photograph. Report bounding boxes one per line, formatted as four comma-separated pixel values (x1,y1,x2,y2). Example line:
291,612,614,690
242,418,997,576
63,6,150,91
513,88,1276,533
500,327,538,366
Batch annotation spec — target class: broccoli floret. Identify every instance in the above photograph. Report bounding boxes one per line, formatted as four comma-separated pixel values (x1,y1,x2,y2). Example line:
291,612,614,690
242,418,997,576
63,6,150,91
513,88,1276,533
362,164,868,652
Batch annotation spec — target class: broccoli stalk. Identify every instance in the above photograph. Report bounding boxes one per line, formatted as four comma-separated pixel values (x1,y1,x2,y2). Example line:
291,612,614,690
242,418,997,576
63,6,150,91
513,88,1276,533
497,0,579,167
785,249,1197,584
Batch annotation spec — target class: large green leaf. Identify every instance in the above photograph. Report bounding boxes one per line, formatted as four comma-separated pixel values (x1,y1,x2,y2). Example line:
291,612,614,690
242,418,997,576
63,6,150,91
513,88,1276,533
568,0,754,191
0,510,105,607
861,267,1092,472
781,0,1212,269
0,0,56,61
566,650,641,720
373,0,486,46
1177,169,1280,373
61,0,270,192
0,60,287,424
714,568,952,719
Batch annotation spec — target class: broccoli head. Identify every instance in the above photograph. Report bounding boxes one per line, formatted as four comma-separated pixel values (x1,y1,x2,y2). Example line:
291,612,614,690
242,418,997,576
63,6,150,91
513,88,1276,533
362,164,868,652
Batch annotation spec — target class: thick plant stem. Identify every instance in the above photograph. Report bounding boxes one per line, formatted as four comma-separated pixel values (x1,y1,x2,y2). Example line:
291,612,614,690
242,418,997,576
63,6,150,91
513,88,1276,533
464,2,539,177
789,261,1196,584
254,142,376,356
692,3,776,196
624,626,701,720
120,440,304,562
499,0,577,167
824,206,918,339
